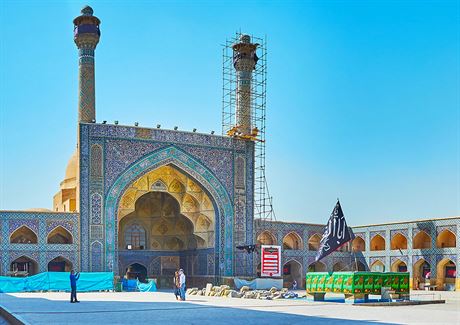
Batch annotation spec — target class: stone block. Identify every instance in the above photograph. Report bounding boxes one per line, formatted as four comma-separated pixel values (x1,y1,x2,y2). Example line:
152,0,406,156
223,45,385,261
205,283,213,296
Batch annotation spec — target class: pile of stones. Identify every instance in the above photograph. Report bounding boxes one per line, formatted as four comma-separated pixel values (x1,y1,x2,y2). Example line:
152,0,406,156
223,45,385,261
186,284,302,300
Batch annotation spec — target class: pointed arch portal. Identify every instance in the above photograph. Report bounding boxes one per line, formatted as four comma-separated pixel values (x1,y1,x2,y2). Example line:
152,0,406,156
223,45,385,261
104,146,233,276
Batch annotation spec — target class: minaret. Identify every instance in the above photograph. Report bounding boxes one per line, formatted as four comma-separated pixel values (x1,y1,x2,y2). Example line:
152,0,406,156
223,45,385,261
232,34,258,135
73,6,100,123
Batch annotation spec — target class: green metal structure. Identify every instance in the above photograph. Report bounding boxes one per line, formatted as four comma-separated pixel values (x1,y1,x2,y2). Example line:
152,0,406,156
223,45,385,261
306,272,410,295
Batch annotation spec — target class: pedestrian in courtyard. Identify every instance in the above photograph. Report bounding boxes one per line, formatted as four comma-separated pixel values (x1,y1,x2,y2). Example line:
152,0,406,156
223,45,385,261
173,270,181,300
179,269,186,301
70,270,80,303
292,279,297,290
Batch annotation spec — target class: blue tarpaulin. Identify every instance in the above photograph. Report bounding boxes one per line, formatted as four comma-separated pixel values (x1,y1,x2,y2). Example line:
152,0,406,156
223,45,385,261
0,272,114,293
122,278,137,291
136,279,157,292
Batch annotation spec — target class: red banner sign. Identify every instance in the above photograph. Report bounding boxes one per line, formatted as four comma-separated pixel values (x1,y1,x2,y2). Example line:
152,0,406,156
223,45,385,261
261,245,281,277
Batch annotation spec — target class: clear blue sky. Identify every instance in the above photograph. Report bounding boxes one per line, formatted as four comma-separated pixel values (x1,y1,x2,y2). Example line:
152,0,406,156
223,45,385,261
1,0,459,225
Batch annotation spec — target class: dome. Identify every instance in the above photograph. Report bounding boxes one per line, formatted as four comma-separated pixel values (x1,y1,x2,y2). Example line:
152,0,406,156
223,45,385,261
64,150,78,181
60,150,78,190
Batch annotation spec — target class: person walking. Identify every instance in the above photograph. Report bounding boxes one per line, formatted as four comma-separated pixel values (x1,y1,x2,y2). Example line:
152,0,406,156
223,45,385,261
70,270,80,303
173,270,181,300
179,269,186,301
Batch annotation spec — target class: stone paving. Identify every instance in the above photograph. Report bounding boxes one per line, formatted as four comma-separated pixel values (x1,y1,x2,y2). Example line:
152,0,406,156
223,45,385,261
0,291,459,325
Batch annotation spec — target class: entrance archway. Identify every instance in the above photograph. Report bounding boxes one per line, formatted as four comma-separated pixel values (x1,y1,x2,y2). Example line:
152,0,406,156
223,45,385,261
436,259,456,291
126,263,147,282
105,147,233,277
283,260,302,289
413,259,431,290
10,256,38,275
117,164,219,284
391,259,407,272
48,256,73,272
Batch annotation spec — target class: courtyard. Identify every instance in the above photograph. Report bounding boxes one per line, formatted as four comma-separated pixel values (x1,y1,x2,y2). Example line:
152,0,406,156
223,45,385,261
0,291,459,325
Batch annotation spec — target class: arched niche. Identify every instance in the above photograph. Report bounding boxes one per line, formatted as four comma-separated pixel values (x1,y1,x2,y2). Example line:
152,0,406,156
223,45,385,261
48,256,73,272
117,165,215,251
391,259,408,272
257,231,276,246
10,226,38,244
413,231,431,249
307,261,326,272
10,256,38,275
283,232,303,250
308,234,321,251
47,226,73,244
436,259,456,291
436,230,456,248
283,260,303,289
413,259,431,290
352,237,365,252
391,233,408,250
119,191,202,251
370,260,385,272
370,234,385,251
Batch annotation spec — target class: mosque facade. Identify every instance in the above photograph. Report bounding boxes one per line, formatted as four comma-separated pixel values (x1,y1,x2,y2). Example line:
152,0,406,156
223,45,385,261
1,7,459,291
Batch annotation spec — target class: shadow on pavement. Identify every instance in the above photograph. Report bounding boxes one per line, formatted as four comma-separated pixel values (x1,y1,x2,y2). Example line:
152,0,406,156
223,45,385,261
0,293,394,325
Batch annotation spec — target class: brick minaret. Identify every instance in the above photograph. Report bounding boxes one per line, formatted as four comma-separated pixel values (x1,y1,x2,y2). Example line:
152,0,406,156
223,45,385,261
73,6,100,123
232,34,258,135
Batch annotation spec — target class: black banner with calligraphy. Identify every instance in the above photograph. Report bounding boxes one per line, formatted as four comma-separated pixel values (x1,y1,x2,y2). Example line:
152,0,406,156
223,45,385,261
315,200,354,262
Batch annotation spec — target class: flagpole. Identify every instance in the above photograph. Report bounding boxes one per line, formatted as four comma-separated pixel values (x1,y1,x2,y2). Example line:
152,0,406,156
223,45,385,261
352,247,358,271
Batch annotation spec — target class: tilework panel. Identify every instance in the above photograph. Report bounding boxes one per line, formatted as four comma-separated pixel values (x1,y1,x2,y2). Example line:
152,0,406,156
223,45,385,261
79,123,255,278
0,212,79,275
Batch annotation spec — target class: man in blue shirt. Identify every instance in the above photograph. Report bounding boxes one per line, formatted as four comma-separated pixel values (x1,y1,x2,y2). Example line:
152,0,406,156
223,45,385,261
70,270,80,303
179,269,186,301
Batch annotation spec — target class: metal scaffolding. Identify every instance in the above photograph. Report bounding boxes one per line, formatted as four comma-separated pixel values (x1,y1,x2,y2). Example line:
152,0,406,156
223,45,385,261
222,32,276,226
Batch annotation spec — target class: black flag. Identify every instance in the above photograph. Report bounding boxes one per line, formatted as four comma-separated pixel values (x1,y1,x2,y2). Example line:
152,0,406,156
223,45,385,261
315,200,354,262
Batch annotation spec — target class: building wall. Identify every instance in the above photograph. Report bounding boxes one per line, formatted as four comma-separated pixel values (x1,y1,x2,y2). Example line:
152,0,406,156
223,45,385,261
0,211,80,275
255,217,460,290
0,210,458,290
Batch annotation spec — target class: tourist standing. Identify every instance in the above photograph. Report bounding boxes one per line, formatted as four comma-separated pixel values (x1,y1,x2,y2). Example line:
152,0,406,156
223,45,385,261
179,269,186,301
292,279,297,290
70,270,80,303
173,270,181,300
